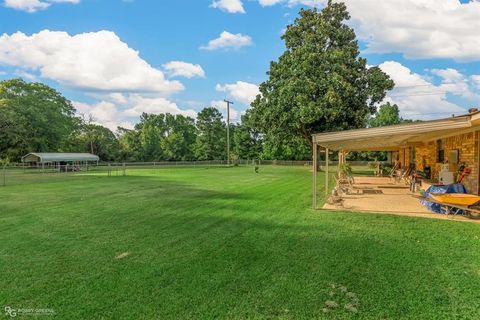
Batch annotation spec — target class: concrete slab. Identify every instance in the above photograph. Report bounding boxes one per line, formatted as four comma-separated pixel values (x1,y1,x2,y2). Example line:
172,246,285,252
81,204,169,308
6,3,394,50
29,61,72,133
322,176,480,223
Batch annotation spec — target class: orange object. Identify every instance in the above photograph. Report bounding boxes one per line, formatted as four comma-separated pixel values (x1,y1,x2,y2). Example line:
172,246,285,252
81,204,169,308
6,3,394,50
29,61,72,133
430,193,480,206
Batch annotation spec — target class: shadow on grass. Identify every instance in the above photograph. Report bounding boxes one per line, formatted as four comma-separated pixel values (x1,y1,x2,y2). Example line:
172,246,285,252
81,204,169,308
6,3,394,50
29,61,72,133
2,171,480,319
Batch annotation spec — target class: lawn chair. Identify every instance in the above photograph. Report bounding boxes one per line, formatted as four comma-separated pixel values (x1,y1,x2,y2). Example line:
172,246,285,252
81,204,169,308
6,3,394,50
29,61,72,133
338,166,355,185
333,173,355,196
402,167,413,185
389,161,400,182
327,187,344,207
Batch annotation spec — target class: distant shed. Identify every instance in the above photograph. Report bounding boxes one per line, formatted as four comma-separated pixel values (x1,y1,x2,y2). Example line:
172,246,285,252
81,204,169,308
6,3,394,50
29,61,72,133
22,153,100,164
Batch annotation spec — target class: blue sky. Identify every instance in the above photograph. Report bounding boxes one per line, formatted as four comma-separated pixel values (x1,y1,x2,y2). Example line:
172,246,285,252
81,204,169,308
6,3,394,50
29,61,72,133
1,0,480,130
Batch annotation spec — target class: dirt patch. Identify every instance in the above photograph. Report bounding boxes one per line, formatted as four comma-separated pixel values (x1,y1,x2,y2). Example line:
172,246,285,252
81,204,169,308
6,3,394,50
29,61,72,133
115,252,131,259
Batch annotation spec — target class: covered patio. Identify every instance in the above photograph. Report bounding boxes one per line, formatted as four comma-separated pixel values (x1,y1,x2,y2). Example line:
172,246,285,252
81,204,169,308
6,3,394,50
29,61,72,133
311,111,480,221
322,176,428,213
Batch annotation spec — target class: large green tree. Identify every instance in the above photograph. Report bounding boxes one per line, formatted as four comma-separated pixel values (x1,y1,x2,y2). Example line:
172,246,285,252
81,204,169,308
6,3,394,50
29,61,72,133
136,113,166,161
261,134,311,160
247,2,394,151
77,124,120,161
369,102,402,128
162,114,197,161
232,121,263,160
194,107,226,160
118,127,142,161
348,103,405,161
118,113,197,162
0,79,80,161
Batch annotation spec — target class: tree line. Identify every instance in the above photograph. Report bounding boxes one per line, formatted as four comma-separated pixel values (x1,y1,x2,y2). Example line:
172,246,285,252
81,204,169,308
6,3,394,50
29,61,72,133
1,2,405,163
0,79,265,162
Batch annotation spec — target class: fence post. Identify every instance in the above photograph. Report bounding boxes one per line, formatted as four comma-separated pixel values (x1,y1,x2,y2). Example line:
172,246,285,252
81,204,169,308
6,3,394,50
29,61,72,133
2,165,6,187
123,162,126,176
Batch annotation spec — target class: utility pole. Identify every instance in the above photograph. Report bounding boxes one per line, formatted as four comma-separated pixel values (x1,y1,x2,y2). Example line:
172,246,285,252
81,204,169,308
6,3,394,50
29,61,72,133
224,99,234,166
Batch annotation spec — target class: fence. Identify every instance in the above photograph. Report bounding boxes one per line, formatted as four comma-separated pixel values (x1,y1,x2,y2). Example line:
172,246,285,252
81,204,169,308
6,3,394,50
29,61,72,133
0,160,376,187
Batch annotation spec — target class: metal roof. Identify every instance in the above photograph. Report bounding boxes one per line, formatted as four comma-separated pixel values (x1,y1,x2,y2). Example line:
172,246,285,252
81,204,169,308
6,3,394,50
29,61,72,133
313,112,480,151
22,153,100,163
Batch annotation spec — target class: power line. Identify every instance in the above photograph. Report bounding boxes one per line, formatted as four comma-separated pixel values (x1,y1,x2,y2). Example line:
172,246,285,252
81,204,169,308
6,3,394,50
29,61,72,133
393,81,468,89
388,89,473,98
389,92,454,98
224,99,234,166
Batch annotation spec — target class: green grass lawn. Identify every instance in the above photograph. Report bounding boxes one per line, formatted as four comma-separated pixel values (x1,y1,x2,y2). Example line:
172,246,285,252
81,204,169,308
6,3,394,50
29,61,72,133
1,166,479,319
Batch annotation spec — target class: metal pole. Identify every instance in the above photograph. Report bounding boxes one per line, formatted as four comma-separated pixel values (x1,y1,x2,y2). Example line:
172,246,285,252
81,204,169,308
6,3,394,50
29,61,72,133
224,99,234,166
313,143,317,209
325,147,330,199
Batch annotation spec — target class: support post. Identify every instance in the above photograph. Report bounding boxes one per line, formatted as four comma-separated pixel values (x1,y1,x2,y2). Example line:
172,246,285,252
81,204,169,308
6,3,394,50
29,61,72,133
313,143,317,209
224,99,233,166
2,165,6,187
325,147,329,199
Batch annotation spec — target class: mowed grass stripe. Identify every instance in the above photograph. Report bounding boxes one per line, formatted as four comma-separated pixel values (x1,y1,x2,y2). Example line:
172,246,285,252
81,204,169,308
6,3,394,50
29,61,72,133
0,166,479,319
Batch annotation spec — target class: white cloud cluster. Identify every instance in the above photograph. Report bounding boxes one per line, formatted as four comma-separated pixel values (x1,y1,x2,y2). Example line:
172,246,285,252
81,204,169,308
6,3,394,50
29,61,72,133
258,0,325,7
430,68,474,100
211,0,245,13
259,0,480,62
343,0,480,62
74,94,197,131
211,99,240,122
378,61,473,120
200,31,253,51
471,75,480,90
4,0,79,12
123,95,197,118
0,30,183,95
216,81,259,105
163,61,205,79
74,100,130,131
0,29,205,130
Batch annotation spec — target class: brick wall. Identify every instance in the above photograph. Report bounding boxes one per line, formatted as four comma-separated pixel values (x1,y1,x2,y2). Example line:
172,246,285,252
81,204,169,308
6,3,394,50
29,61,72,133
414,131,479,194
415,141,437,172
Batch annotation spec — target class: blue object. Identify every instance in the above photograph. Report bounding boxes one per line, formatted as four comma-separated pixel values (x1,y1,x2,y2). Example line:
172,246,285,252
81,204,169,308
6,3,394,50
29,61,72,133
420,183,468,213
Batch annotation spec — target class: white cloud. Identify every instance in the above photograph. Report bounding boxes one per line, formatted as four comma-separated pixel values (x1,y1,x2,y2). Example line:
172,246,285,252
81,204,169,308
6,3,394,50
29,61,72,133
211,99,240,122
216,81,259,105
258,0,282,6
343,0,480,61
123,95,197,118
211,0,245,13
258,0,325,7
0,30,184,95
163,61,205,79
471,75,480,90
259,0,480,62
378,61,467,119
74,100,131,131
74,94,197,131
200,31,253,51
14,69,36,80
4,0,79,13
430,68,475,100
